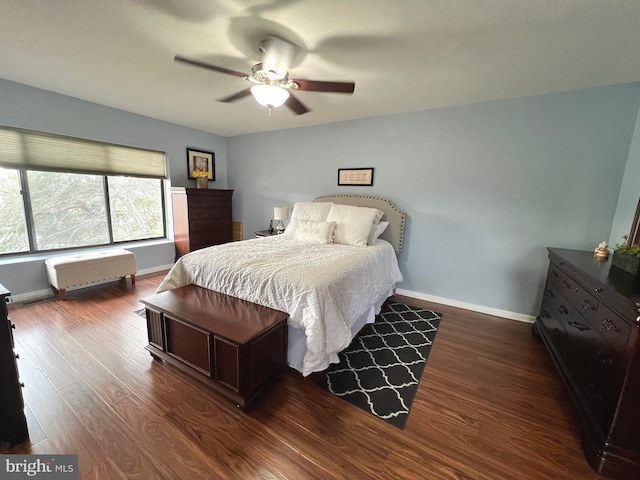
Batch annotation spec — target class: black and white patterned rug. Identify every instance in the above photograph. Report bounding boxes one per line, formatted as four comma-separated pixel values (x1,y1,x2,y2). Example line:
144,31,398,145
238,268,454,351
319,302,441,429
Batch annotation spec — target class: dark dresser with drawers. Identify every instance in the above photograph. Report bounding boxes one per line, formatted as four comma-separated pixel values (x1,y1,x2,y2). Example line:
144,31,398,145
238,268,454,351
171,188,233,260
535,248,640,479
0,283,29,449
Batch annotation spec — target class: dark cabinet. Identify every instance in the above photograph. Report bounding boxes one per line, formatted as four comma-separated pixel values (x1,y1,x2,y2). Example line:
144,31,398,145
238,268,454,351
140,285,288,408
171,188,233,259
535,248,640,479
0,284,29,449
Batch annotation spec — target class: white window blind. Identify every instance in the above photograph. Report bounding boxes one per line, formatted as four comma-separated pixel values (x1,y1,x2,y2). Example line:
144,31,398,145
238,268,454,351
0,126,167,178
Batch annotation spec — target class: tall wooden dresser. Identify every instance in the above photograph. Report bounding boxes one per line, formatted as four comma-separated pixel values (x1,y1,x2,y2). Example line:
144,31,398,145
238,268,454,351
0,284,29,449
171,188,233,259
535,248,640,479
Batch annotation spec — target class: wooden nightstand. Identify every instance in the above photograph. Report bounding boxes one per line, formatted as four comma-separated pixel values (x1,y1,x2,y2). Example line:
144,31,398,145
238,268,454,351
255,230,278,238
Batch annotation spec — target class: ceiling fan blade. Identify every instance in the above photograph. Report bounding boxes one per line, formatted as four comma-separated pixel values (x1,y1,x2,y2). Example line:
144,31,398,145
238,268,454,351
293,79,355,94
285,93,310,115
174,55,247,78
217,89,252,103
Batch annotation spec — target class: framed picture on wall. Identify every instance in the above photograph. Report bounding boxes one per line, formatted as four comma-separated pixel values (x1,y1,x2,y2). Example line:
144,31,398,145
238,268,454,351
187,148,215,180
338,168,374,186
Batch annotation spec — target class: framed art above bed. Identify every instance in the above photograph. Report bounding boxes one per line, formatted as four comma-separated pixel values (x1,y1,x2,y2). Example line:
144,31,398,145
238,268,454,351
337,168,374,186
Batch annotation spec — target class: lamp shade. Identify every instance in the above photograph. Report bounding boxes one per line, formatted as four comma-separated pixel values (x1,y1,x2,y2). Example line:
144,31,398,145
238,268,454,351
273,206,289,220
251,85,290,108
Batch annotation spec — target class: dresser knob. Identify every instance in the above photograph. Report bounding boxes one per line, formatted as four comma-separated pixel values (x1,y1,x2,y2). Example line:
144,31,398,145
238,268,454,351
594,350,613,366
10,322,16,329
601,318,620,332
15,354,19,359
594,287,604,293
19,382,25,388
580,300,595,311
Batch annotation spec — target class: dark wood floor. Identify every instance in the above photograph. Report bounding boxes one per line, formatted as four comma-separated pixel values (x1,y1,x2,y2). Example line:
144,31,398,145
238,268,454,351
3,272,605,479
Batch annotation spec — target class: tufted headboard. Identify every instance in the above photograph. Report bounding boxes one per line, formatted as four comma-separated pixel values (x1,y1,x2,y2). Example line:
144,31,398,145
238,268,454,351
314,194,406,254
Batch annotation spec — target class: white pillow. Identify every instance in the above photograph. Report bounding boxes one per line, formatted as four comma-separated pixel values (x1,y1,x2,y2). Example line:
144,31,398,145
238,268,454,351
284,201,333,236
326,204,380,247
368,221,389,244
295,220,336,244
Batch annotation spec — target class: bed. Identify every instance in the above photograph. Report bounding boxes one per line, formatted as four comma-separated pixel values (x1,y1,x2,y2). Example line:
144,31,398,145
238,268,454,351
157,194,406,376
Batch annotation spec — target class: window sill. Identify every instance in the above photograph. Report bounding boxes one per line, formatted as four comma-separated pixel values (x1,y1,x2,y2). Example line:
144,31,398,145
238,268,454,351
0,238,173,266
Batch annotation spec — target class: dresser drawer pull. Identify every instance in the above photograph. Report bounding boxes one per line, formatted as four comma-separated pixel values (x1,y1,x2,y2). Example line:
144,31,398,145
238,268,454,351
586,382,603,401
545,289,555,298
561,280,570,289
558,305,570,315
601,318,620,332
551,270,559,278
594,287,604,293
594,350,613,367
580,300,595,311
568,320,589,332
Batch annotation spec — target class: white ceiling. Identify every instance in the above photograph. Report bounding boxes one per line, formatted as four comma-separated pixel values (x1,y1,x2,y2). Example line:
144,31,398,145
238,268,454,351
1,1,640,137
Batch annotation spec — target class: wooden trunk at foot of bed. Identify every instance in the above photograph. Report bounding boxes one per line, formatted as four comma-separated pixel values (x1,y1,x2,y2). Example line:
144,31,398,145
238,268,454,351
140,285,289,409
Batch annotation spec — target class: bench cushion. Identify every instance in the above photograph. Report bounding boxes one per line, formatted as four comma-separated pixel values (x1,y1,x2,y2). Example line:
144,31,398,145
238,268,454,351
45,249,136,290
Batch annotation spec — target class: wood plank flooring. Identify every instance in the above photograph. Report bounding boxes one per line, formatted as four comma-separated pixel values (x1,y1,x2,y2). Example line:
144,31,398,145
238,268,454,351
2,273,605,479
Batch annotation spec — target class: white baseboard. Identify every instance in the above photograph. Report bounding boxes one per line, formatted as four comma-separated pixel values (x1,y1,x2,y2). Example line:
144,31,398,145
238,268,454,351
395,288,536,324
8,264,173,304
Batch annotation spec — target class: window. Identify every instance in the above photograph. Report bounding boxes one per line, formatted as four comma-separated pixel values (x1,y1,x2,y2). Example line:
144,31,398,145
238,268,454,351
0,126,167,256
29,171,110,250
108,176,164,242
0,169,29,254
0,168,166,255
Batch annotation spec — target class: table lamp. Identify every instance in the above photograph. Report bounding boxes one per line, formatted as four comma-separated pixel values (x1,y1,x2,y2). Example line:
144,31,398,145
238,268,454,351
273,206,289,234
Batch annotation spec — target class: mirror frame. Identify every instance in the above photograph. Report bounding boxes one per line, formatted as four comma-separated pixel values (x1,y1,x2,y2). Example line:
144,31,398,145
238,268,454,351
629,197,640,246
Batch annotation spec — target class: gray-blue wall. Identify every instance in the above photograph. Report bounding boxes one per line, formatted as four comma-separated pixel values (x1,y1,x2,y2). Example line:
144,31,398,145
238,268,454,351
2,77,639,319
228,83,640,319
0,78,227,299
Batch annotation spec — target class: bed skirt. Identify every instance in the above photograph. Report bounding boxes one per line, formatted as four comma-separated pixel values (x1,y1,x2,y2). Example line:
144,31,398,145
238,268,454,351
286,287,394,375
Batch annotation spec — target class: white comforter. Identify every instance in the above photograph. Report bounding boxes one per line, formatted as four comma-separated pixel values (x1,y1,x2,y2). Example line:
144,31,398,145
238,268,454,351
156,235,403,375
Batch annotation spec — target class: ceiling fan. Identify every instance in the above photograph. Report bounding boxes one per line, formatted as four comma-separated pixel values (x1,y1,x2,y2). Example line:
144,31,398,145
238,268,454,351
174,35,355,115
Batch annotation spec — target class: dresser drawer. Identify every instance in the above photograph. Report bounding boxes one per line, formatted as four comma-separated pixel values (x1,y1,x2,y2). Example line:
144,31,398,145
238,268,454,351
538,291,568,354
186,194,232,209
593,304,631,353
562,274,598,323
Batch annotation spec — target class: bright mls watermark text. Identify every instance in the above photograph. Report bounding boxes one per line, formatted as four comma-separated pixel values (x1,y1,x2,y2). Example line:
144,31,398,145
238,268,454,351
1,455,78,479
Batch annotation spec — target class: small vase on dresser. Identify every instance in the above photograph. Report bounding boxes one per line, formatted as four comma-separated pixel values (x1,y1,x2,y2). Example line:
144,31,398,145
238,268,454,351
195,177,208,189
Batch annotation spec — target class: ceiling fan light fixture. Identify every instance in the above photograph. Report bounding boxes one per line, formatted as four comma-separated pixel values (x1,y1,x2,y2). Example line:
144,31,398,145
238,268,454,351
250,84,290,108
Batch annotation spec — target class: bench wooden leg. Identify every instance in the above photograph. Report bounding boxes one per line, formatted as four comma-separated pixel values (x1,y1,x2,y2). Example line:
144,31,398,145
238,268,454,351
131,274,136,285
59,289,67,301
